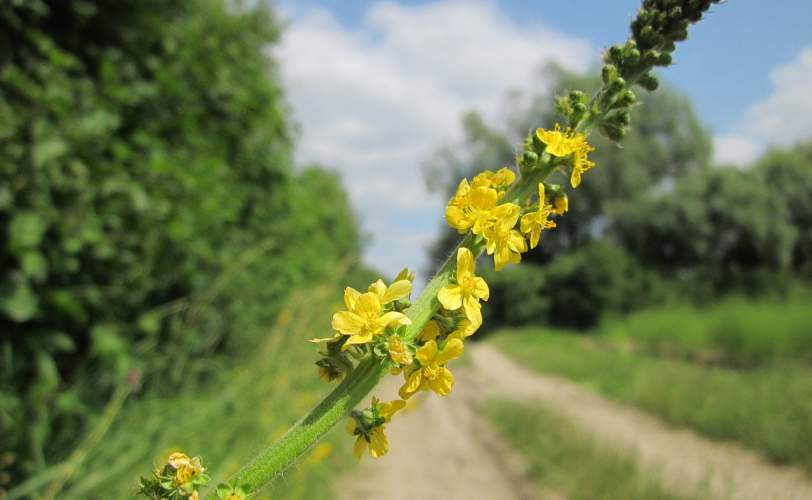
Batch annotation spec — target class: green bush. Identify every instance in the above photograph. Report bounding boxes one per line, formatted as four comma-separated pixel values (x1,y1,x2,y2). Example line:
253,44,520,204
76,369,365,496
0,0,363,486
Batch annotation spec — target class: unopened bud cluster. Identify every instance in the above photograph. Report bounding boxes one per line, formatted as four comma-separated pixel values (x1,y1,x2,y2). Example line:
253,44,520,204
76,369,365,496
558,0,721,142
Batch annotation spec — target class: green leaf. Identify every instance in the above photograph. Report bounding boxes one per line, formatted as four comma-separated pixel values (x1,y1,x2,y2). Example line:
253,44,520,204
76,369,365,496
1,282,39,322
21,251,48,281
8,211,47,251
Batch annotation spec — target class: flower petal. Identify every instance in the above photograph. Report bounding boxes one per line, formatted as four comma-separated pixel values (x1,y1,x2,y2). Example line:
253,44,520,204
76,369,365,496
399,369,423,399
429,367,454,396
473,277,489,301
419,320,441,342
437,337,464,365
377,311,411,329
353,436,366,460
456,247,474,281
331,311,364,335
462,296,482,325
415,340,438,366
368,279,387,298
382,279,411,303
355,292,382,316
437,284,463,311
343,287,361,310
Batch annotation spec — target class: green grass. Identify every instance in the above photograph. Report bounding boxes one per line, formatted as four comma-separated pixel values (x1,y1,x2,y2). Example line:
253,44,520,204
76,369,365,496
492,329,812,474
604,293,812,368
22,282,353,500
485,399,705,500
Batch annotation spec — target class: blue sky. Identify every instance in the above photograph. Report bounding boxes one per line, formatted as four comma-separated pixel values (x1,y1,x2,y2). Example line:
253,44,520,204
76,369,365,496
274,0,812,285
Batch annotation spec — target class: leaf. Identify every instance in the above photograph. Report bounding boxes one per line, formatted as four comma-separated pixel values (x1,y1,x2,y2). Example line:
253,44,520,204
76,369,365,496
8,211,47,251
21,251,48,281
1,282,39,322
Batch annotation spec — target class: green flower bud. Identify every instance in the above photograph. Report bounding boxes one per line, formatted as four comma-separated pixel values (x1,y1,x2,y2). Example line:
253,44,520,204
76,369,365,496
608,77,626,94
606,45,623,65
569,90,587,104
615,89,637,107
642,49,661,66
657,52,672,66
602,64,619,83
600,121,627,142
638,72,659,91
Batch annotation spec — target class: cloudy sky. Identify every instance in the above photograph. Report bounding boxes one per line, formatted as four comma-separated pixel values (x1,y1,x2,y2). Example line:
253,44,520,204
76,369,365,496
273,0,812,286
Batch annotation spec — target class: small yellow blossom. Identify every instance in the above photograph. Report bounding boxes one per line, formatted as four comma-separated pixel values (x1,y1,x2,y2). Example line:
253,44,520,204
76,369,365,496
387,335,412,366
471,167,516,190
347,398,406,460
167,452,203,486
399,338,464,399
536,124,575,157
552,194,569,214
445,181,499,235
437,248,489,325
483,203,527,271
520,183,557,249
189,492,199,500
331,288,411,349
536,124,596,187
569,134,596,188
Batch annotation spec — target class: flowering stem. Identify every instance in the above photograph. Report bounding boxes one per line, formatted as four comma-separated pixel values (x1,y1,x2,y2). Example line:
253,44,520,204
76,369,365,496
225,167,552,495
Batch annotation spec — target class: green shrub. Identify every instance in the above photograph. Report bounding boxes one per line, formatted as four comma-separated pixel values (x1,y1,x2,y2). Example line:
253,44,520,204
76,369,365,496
0,0,363,486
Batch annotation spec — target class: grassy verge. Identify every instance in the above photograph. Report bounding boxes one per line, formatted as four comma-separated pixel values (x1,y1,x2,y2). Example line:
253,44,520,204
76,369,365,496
485,399,706,500
603,293,812,367
491,329,812,474
35,281,353,500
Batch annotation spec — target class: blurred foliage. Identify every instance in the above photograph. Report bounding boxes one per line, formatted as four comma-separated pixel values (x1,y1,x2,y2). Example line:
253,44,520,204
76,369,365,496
0,0,364,488
426,66,812,329
493,327,812,473
606,291,812,368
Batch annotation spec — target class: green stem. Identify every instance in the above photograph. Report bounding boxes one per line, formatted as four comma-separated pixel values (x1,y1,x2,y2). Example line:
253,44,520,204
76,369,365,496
225,164,554,496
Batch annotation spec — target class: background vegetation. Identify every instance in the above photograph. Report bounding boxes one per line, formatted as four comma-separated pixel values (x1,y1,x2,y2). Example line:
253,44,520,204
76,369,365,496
0,0,365,492
426,68,812,330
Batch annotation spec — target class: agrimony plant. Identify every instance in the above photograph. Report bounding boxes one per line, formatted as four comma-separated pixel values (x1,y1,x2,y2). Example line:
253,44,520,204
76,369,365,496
138,0,723,497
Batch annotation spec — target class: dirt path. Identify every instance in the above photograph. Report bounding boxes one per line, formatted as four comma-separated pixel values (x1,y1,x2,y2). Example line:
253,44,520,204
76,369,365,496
341,343,812,500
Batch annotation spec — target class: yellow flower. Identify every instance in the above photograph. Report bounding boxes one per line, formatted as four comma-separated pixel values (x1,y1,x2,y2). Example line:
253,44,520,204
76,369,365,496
437,248,489,325
189,492,199,500
387,335,412,366
168,453,203,486
536,124,575,157
331,288,411,349
347,398,406,460
552,194,569,214
483,203,527,271
536,124,596,187
445,181,499,235
569,134,596,188
471,167,516,190
399,338,464,399
447,318,480,341
520,183,557,249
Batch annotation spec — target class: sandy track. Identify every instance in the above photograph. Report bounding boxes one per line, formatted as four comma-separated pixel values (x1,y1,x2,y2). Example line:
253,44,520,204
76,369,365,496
341,343,812,500
473,344,812,500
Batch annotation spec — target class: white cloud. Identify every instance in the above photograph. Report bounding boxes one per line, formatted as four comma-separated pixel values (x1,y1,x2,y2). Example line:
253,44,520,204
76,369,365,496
275,1,593,284
714,46,812,166
712,133,760,167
